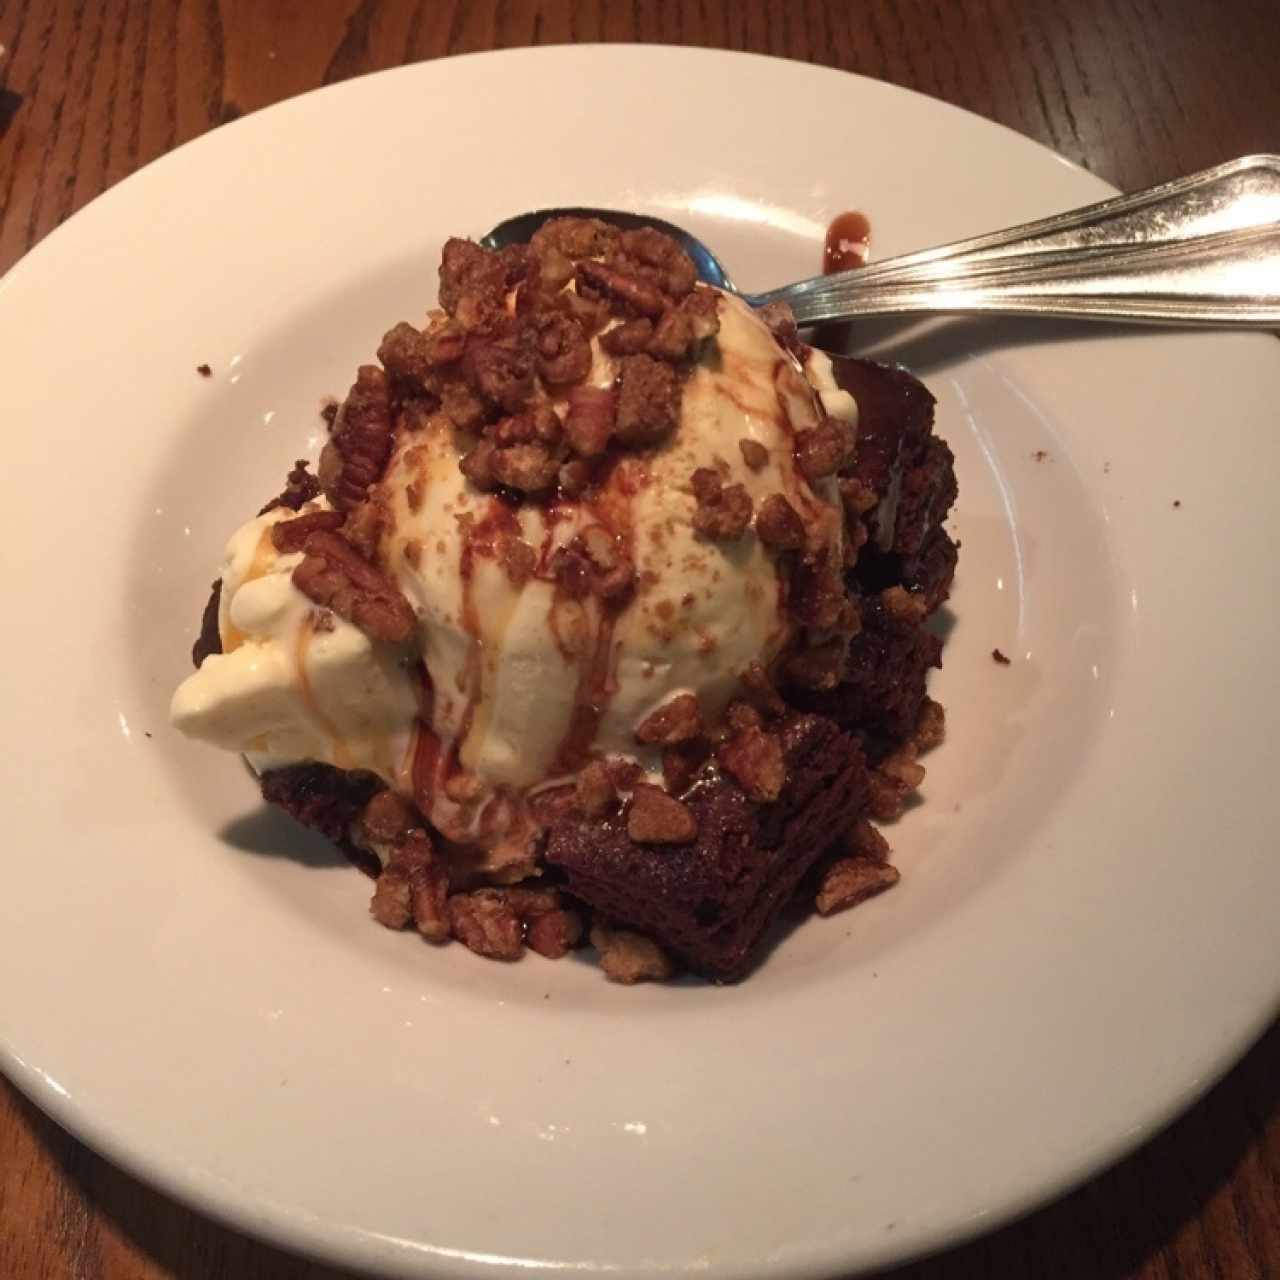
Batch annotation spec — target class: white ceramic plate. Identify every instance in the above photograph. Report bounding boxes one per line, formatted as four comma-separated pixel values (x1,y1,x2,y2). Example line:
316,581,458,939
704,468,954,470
1,45,1277,1279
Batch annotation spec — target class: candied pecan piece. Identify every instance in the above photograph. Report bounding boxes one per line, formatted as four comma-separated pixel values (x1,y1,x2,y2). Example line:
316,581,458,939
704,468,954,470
784,635,849,691
527,909,585,959
867,747,926,821
881,584,928,628
660,742,707,795
815,859,900,916
848,817,892,864
492,403,562,448
739,438,768,471
646,308,695,361
448,889,524,960
755,493,805,550
270,509,346,553
599,317,654,356
691,467,753,540
717,724,785,802
796,415,856,481
327,365,395,510
564,385,616,457
460,438,499,490
578,525,635,601
377,321,432,386
914,698,946,753
343,493,389,561
424,318,467,366
439,379,487,432
590,921,675,984
292,530,416,644
839,475,878,517
576,760,617,818
681,286,722,340
739,660,787,717
756,299,804,359
791,556,852,630
725,700,762,733
360,789,418,845
627,783,698,844
550,542,593,598
491,442,560,494
531,215,621,261
535,312,591,385
466,340,535,414
369,863,413,929
577,260,666,318
438,238,497,312
618,226,697,298
559,288,610,334
635,692,703,745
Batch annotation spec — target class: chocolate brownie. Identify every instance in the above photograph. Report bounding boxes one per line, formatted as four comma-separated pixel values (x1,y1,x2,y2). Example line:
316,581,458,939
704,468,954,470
260,762,385,878
546,714,869,980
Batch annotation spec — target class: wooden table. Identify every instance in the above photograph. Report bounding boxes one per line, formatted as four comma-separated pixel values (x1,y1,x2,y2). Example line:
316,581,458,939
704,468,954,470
2,2,1277,1276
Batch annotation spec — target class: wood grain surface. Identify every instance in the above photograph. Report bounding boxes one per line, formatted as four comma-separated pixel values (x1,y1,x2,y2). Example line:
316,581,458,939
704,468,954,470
1,2,1277,1277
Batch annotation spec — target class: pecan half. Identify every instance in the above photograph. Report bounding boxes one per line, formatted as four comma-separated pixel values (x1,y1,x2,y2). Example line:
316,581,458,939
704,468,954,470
292,530,416,644
577,260,666,318
327,365,395,510
590,921,676,984
447,889,524,960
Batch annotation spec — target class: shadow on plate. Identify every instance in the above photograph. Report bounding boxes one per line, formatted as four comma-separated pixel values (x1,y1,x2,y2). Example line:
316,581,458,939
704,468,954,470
219,805,350,870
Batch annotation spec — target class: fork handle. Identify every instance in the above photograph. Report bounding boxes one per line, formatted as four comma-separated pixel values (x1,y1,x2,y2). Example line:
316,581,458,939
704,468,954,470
754,155,1280,327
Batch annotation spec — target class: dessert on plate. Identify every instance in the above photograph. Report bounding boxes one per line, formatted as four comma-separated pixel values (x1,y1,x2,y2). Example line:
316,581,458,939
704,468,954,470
171,217,958,982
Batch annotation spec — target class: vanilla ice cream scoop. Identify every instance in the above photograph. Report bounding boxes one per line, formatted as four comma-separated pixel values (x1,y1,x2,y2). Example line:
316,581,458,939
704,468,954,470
172,282,857,872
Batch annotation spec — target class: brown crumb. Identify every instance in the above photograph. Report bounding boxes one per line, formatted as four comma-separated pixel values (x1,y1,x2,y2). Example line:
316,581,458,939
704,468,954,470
755,493,805,550
739,438,768,471
615,354,679,447
1172,499,1182,509
575,761,617,818
992,648,1012,665
691,467,753,540
196,363,212,377
1033,449,1050,462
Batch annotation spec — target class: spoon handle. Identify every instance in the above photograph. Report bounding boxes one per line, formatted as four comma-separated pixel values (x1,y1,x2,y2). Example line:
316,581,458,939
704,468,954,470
757,154,1280,326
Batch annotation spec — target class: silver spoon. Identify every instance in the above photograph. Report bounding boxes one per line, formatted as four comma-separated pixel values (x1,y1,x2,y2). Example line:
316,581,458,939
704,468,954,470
481,154,1280,330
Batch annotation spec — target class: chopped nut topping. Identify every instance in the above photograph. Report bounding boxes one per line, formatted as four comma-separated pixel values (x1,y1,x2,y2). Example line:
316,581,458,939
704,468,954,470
739,438,768,470
531,216,620,261
600,317,654,356
270,509,346,554
784,635,849,691
527,909,585,959
447,889,524,960
575,761,617,818
626,783,699,843
914,698,946,753
717,724,785,802
617,226,698,298
466,340,535,414
564,385,617,458
497,531,537,586
490,442,561,494
635,692,703,745
815,859,900,916
849,818,892,864
646,307,695,361
660,742,707,794
370,830,449,942
377,321,432,387
681,286,721,341
690,467,753,540
535,312,592,385
739,660,787,716
360,789,418,845
577,259,666,318
439,379,487,432
755,493,805,550
615,354,679,446
326,365,395,510
725,701,762,733
591,921,676,984
881,584,928,628
795,415,856,481
293,530,417,644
